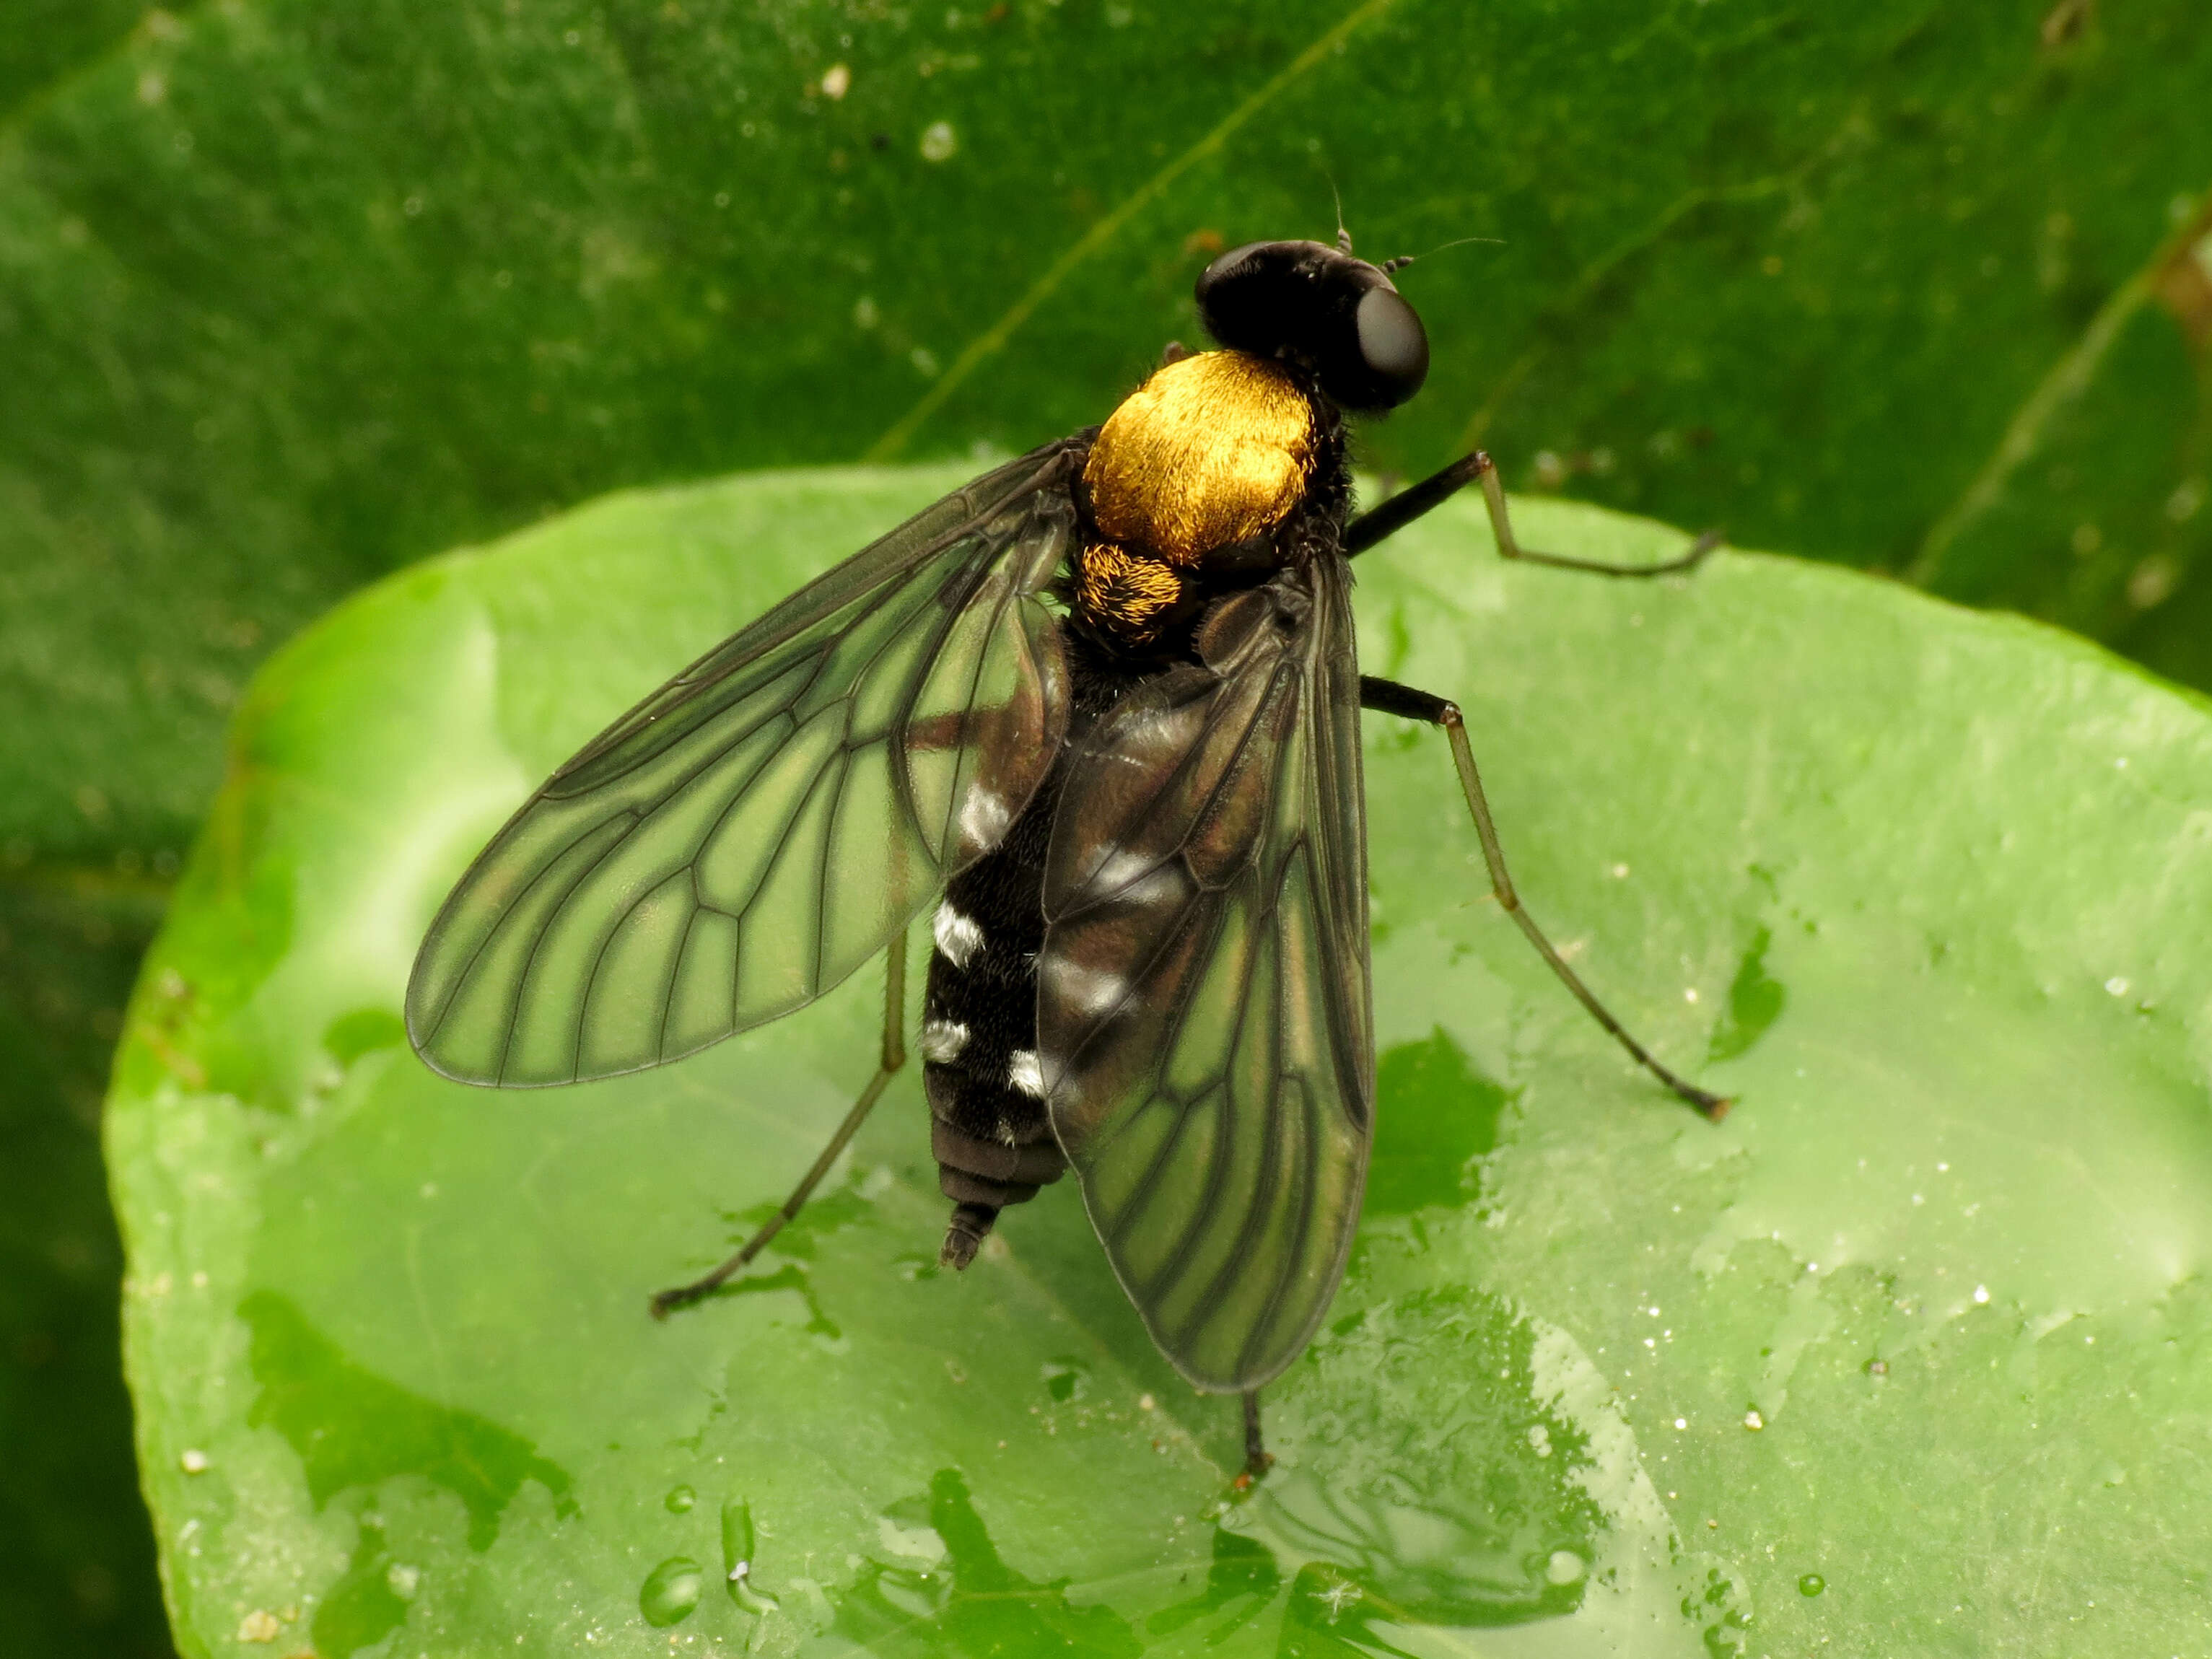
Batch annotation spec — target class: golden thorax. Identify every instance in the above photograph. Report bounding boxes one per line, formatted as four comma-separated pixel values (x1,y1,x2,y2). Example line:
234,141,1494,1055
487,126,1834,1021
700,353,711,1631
1084,351,1316,566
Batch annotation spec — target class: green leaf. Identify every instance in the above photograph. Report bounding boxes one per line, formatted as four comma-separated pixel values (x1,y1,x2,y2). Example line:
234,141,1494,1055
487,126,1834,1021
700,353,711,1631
109,467,2212,1656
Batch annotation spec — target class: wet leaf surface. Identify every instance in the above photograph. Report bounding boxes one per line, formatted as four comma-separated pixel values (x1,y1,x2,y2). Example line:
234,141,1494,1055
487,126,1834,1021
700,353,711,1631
109,468,2212,1655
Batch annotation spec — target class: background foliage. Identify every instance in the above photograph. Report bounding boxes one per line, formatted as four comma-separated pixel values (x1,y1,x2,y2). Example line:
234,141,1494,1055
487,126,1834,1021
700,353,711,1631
4,0,2209,1651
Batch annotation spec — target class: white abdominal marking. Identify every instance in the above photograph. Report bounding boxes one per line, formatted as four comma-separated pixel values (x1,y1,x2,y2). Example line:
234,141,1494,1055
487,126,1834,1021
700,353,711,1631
1007,1049,1046,1098
919,1017,969,1062
932,903,984,968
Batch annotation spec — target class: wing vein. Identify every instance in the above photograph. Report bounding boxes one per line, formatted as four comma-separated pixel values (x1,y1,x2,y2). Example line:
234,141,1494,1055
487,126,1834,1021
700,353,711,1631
491,809,644,1085
1130,886,1262,1313
1169,861,1293,1345
1236,886,1324,1379
657,902,704,1065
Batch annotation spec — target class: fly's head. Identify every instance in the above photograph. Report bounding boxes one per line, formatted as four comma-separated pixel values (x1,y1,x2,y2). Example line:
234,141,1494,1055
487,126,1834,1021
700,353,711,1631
1194,239,1429,415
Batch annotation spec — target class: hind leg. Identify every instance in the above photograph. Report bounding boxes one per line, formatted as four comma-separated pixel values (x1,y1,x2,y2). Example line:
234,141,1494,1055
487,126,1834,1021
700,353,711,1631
1358,677,1728,1119
650,934,909,1318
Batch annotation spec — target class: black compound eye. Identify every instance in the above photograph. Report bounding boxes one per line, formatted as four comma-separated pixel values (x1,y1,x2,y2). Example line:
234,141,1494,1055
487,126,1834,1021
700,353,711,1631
1354,286,1428,406
1199,245,1256,291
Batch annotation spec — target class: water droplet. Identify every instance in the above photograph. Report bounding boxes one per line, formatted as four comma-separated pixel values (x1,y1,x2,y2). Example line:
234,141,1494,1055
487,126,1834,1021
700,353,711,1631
1798,1572,1826,1597
179,1449,209,1474
1972,1284,1990,1305
2104,976,2130,996
1545,1549,1586,1585
639,1557,704,1627
665,1484,696,1513
1041,1357,1089,1402
919,121,958,162
722,1499,779,1614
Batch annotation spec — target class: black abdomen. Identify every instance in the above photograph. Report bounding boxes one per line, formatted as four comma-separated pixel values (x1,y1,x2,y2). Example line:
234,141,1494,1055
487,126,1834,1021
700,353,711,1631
921,789,1067,1268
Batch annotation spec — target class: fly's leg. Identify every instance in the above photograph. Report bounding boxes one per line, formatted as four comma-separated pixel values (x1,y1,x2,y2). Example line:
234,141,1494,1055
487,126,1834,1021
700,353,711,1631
1344,450,1722,574
1235,1391,1275,1488
1359,676,1728,1121
650,932,909,1318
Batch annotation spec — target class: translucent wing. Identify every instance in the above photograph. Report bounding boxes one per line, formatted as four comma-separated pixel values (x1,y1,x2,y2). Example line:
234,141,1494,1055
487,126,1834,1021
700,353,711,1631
408,440,1083,1087
1038,556,1373,1393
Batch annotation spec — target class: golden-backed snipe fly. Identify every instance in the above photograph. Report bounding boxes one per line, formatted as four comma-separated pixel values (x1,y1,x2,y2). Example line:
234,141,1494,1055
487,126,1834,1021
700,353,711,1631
405,232,1726,1479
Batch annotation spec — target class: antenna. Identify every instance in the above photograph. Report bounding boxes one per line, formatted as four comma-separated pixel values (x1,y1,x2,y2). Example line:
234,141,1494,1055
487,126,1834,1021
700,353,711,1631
1381,234,1505,273
1329,175,1352,254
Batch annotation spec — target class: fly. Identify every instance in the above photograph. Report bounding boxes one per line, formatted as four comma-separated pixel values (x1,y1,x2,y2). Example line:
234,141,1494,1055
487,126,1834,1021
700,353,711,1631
404,232,1727,1482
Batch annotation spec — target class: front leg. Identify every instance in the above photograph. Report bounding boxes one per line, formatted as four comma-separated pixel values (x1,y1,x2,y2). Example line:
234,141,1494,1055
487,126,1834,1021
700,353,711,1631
1345,450,1722,575
1360,674,1728,1121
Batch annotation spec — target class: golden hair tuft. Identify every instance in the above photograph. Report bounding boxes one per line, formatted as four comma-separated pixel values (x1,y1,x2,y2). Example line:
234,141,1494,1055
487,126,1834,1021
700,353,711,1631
1075,543,1186,642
